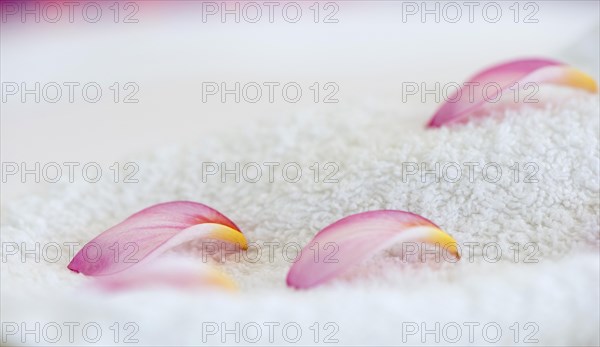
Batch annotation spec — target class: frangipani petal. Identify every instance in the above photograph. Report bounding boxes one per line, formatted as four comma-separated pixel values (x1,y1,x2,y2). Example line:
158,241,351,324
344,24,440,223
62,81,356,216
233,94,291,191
427,58,598,128
286,210,459,289
68,201,247,276
95,258,238,291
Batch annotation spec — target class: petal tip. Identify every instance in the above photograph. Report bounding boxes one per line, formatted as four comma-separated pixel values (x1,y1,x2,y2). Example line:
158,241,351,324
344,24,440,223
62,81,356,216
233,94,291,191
67,261,80,273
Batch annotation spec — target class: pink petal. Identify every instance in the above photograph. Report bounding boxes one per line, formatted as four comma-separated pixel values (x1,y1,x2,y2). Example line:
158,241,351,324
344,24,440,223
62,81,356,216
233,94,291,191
286,210,459,289
427,58,598,128
95,258,238,291
68,201,247,276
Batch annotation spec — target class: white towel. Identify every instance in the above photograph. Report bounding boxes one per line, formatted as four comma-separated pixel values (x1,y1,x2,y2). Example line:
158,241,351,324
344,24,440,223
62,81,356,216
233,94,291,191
2,88,599,346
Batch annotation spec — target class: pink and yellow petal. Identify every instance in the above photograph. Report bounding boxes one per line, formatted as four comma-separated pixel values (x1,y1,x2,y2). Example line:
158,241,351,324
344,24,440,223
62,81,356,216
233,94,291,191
286,210,460,289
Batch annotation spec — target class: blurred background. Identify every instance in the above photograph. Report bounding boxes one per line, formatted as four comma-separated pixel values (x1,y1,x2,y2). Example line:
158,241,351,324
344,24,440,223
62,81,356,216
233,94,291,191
1,0,599,199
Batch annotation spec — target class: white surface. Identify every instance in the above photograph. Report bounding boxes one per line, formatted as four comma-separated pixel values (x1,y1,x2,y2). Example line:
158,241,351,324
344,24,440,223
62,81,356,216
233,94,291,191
1,2,599,346
2,89,599,345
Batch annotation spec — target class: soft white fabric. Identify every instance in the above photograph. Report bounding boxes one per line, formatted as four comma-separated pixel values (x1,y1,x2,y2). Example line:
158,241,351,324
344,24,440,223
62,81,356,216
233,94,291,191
2,89,599,346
